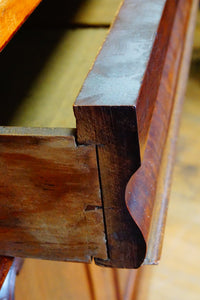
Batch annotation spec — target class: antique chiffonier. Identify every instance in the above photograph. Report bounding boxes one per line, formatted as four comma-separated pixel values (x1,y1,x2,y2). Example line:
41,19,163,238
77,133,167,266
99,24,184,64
0,0,198,298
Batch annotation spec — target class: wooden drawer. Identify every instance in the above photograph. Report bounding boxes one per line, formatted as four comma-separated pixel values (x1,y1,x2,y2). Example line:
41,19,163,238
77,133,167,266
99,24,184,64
0,0,198,287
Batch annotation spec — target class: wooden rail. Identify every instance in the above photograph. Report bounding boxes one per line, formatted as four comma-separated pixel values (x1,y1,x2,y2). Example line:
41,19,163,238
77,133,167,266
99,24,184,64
75,0,196,268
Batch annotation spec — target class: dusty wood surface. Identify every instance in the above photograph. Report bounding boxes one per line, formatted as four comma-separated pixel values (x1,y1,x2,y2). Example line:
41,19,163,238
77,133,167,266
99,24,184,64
0,129,107,262
74,0,193,268
144,0,198,265
0,0,42,51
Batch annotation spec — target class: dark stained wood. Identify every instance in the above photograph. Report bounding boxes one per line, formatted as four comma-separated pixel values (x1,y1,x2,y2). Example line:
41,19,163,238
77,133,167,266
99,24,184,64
0,0,42,52
0,128,107,262
144,0,199,265
74,0,194,268
0,0,196,271
126,0,194,260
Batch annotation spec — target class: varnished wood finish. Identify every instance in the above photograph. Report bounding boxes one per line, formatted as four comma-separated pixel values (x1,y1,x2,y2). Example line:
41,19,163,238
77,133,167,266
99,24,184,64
0,0,42,51
0,128,107,262
126,0,194,262
144,0,198,264
74,0,195,268
0,0,196,272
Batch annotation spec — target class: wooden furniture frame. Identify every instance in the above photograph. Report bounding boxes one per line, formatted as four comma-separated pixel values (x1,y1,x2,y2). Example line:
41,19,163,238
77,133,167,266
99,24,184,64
0,0,198,293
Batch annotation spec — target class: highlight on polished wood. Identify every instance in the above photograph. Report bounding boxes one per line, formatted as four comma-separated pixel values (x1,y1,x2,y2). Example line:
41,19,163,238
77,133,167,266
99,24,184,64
0,0,42,51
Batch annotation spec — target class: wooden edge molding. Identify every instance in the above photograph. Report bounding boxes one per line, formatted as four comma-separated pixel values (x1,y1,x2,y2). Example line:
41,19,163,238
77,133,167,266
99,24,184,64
144,0,199,265
74,0,195,268
0,127,107,262
0,0,42,52
125,0,197,267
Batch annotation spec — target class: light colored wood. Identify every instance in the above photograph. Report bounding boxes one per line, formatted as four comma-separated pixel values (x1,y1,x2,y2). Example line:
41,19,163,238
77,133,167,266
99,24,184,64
193,10,200,59
0,129,107,262
73,0,123,25
16,260,92,300
28,0,122,27
0,0,42,51
0,29,108,128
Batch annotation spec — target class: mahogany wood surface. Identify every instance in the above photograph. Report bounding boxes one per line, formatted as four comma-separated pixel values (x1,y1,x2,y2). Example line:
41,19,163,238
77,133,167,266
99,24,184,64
0,0,42,51
144,0,198,265
0,128,107,262
0,0,196,275
74,0,195,268
126,0,194,261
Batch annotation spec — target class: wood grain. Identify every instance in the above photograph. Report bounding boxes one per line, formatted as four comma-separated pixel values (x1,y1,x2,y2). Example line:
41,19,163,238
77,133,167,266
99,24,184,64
144,0,198,265
0,128,107,262
74,0,193,268
126,0,194,261
0,0,42,51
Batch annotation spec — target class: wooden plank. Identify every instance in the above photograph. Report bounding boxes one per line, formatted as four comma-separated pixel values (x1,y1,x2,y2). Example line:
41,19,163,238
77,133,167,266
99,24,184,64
144,0,198,265
74,0,193,268
0,0,42,51
0,128,107,262
125,0,194,266
0,28,107,128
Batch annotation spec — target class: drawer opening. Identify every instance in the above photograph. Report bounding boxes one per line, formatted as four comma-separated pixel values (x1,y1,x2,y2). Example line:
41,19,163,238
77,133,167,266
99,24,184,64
0,0,122,128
